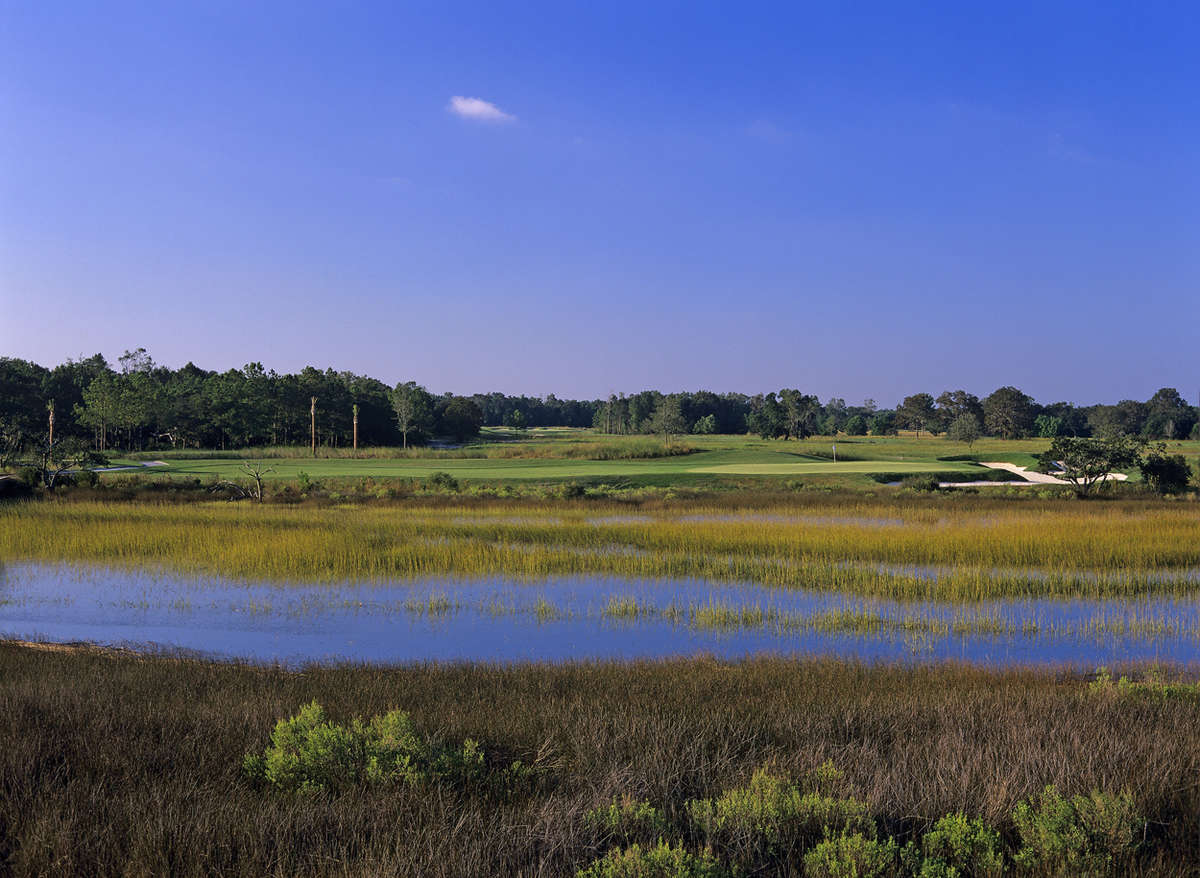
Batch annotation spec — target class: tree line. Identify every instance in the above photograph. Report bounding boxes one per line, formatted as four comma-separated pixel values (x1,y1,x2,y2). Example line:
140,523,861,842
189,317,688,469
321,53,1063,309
1,351,1197,462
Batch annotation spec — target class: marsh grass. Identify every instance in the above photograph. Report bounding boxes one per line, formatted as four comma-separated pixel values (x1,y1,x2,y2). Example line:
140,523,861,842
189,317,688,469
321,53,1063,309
4,496,1198,601
1,646,1197,876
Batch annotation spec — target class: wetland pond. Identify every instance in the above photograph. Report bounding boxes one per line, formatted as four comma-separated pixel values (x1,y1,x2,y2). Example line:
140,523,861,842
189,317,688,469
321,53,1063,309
2,562,1199,667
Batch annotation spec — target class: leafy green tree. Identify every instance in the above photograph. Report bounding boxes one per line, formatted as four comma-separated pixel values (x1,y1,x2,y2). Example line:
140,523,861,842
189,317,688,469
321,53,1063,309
747,393,787,439
506,408,527,435
75,372,121,451
691,413,717,434
648,396,688,441
778,389,820,439
391,381,432,448
1087,400,1146,438
897,393,940,436
869,411,897,435
1142,387,1195,439
947,413,982,448
1034,414,1063,438
439,396,483,443
983,386,1036,439
1140,445,1193,494
1038,435,1143,497
936,389,983,424
843,414,868,436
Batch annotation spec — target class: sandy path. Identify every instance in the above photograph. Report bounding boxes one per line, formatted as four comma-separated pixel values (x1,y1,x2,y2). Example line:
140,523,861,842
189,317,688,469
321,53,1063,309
977,462,1127,485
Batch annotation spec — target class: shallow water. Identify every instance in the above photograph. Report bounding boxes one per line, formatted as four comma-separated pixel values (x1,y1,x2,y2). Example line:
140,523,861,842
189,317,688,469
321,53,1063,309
1,562,1198,667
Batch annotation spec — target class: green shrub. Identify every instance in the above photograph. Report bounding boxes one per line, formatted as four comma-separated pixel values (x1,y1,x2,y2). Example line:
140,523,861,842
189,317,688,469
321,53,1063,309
16,466,40,488
242,701,484,793
1012,786,1142,875
803,833,897,877
586,796,670,841
559,481,588,499
687,767,871,865
899,475,941,492
427,471,460,492
576,842,728,878
901,812,1003,877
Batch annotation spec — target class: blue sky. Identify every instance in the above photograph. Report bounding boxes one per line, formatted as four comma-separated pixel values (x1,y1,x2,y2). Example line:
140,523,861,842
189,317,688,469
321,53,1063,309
2,1,1196,405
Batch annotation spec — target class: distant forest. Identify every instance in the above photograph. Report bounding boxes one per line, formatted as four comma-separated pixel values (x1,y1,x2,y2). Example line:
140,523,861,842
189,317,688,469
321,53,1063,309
1,349,1197,456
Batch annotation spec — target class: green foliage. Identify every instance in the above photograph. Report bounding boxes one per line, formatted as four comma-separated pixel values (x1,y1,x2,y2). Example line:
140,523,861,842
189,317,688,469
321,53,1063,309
983,386,1036,439
16,466,40,488
1088,667,1200,700
1140,447,1192,494
843,415,869,436
1038,435,1143,497
803,833,897,878
1033,415,1062,439
901,812,1003,877
585,797,670,841
1012,786,1142,875
576,842,728,878
242,701,485,793
76,468,100,488
427,471,460,492
899,474,941,493
691,414,717,435
869,412,897,435
686,767,872,865
947,414,982,448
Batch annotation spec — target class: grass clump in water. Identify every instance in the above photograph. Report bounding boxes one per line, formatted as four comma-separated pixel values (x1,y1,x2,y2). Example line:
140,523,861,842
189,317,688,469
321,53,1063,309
1088,666,1200,700
242,700,484,793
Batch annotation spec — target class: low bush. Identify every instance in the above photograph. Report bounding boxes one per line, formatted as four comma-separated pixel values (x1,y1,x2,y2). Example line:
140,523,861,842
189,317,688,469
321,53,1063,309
803,832,897,878
242,701,485,793
686,767,871,867
576,842,728,878
427,471,460,493
586,797,670,842
901,812,1004,877
1012,786,1143,875
899,475,942,493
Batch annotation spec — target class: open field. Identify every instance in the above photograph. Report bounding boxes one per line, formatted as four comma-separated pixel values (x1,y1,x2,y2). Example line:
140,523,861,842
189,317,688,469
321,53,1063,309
1,645,1197,876
107,433,1070,484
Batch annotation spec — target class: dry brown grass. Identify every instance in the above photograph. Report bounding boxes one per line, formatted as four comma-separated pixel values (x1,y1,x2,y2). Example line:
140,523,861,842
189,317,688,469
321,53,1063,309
1,645,1197,876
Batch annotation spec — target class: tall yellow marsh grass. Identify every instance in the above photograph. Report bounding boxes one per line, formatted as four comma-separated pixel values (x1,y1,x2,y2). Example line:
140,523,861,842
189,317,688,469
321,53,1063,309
2,499,1198,600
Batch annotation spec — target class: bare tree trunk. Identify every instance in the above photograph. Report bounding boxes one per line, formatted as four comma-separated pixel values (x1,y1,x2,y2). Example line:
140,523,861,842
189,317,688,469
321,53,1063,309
48,401,55,446
353,404,359,452
310,397,317,458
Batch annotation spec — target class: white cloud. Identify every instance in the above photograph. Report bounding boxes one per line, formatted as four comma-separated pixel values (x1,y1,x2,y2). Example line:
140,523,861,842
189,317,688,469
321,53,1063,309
447,96,516,123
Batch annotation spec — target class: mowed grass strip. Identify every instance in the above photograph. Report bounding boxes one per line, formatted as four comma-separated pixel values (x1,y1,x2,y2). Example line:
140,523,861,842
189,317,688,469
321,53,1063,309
107,434,1067,481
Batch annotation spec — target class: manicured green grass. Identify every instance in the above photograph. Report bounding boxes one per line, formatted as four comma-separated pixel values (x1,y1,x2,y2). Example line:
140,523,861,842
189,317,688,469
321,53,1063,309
109,433,1058,484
